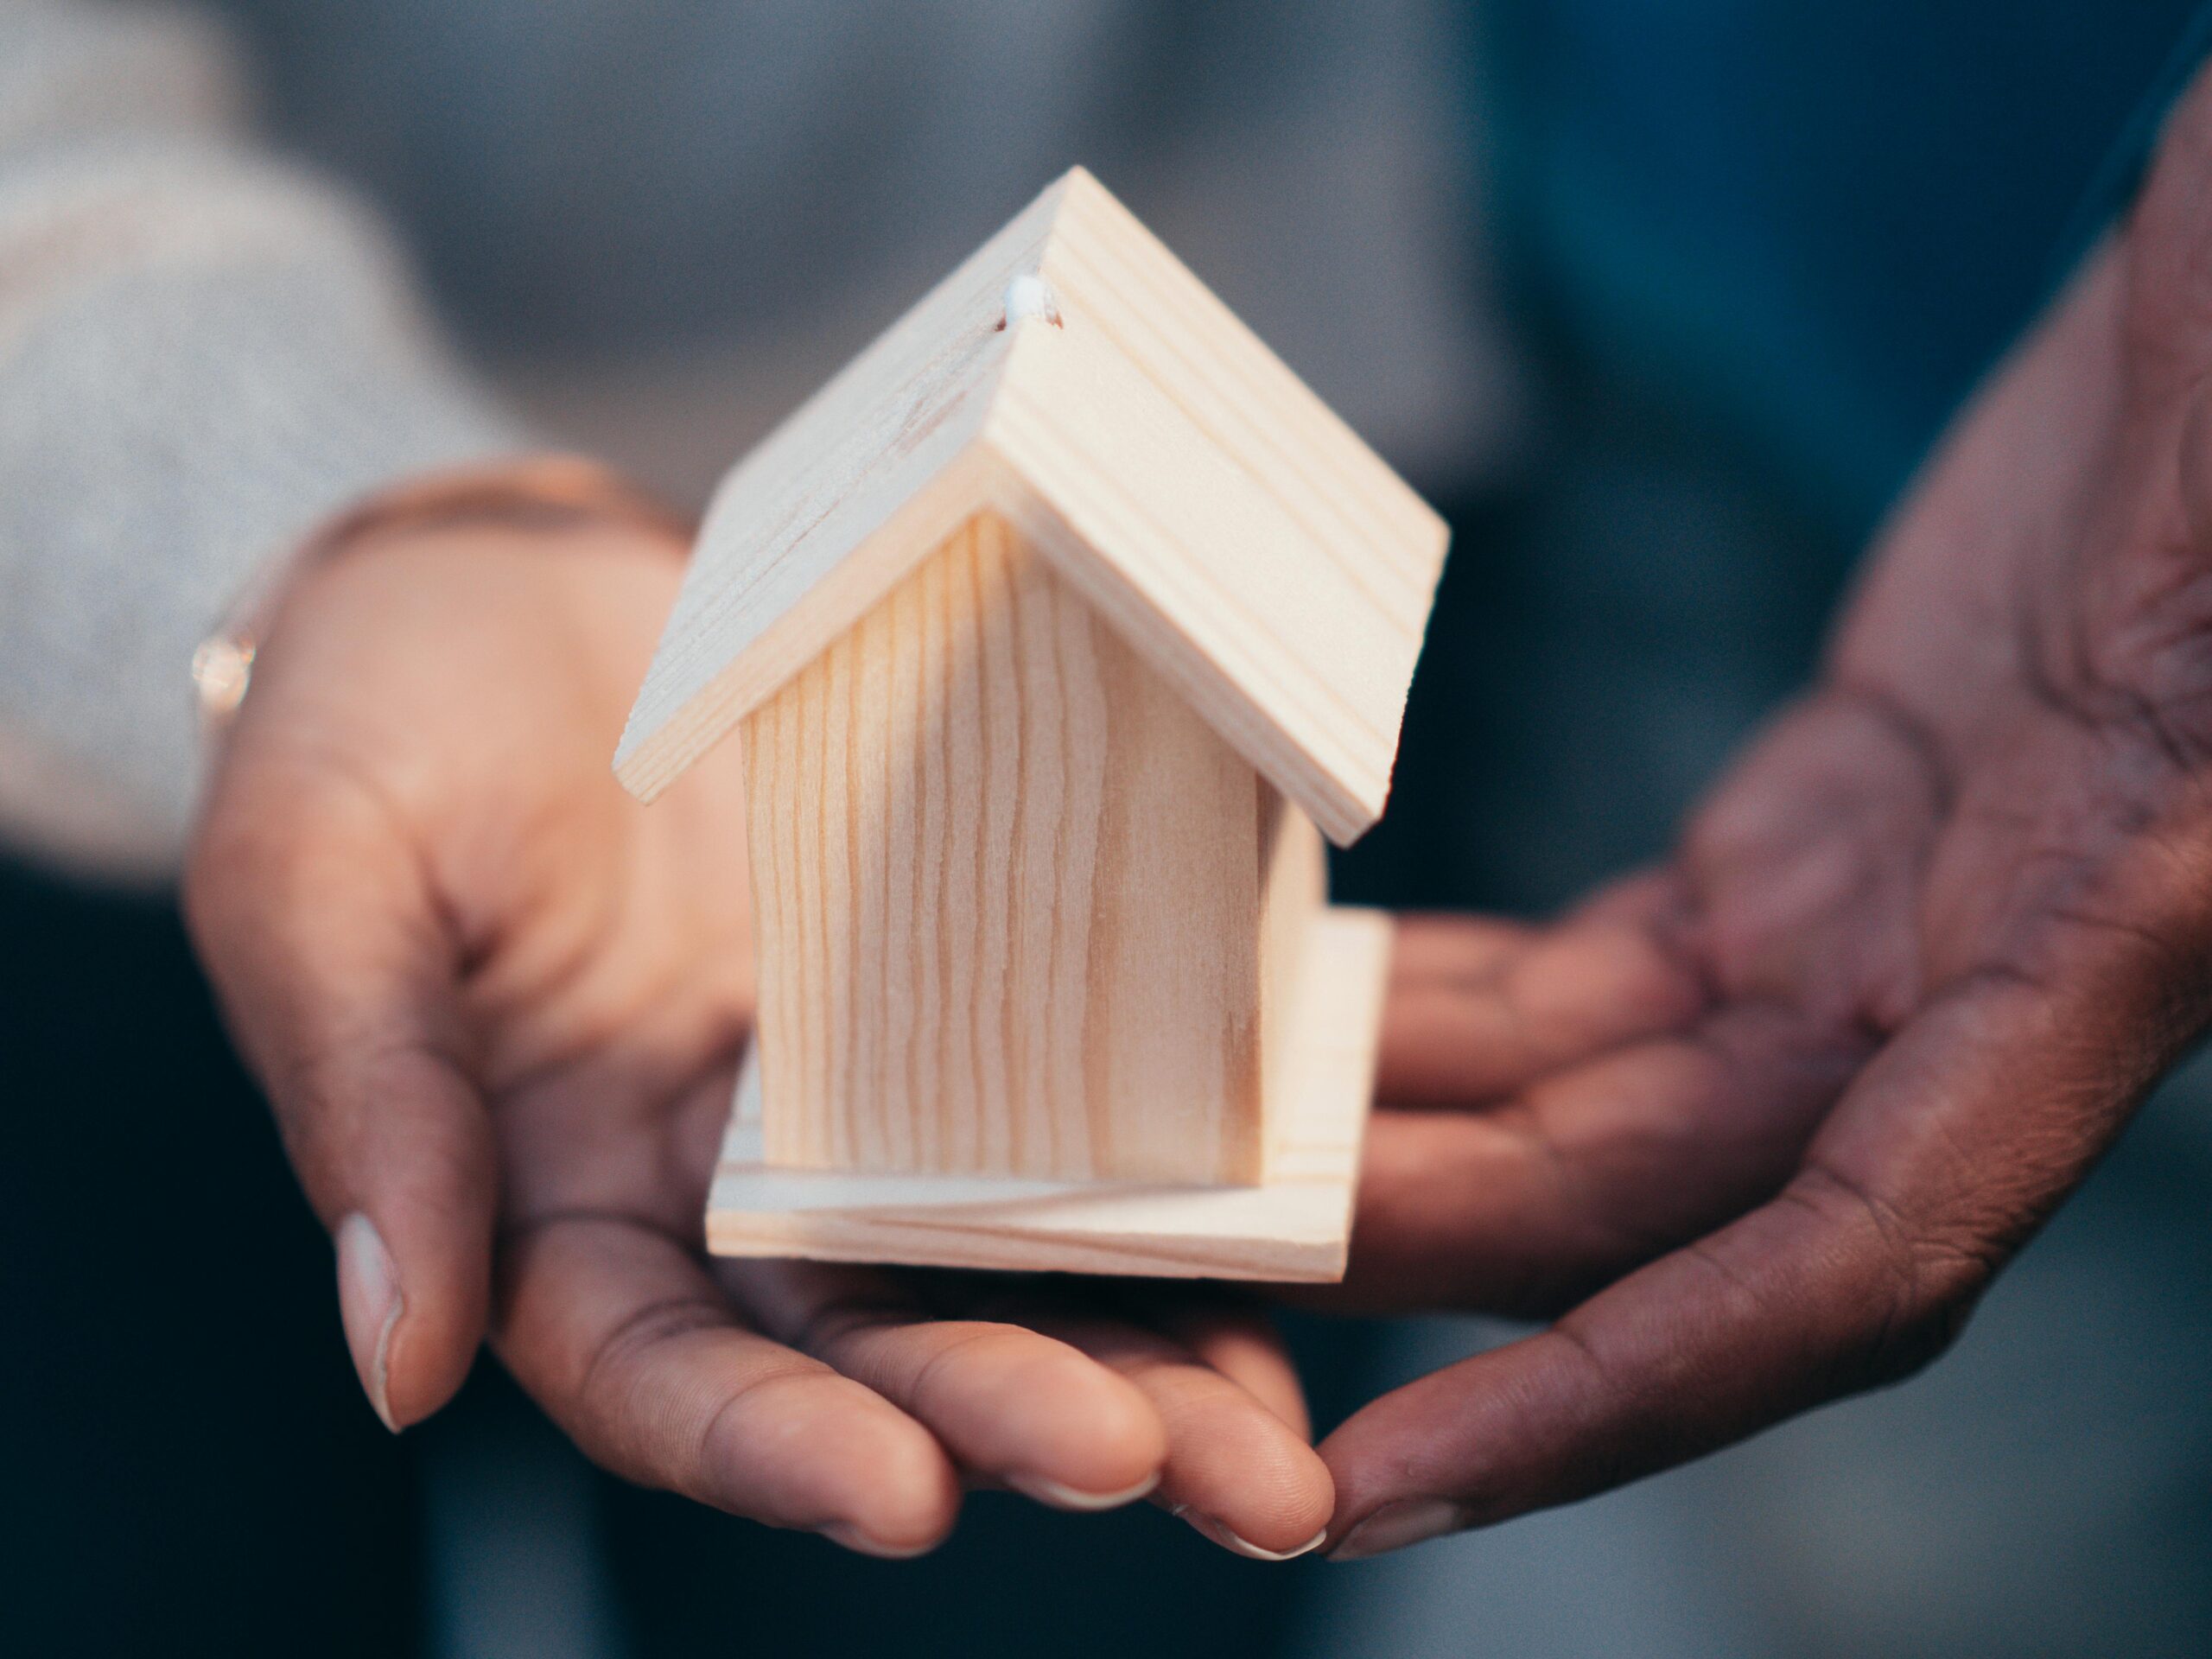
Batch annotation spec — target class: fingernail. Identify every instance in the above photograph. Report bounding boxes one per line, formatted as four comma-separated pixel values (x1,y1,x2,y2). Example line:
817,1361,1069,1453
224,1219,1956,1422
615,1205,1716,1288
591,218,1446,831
1173,1504,1328,1561
821,1523,940,1560
1005,1470,1161,1512
335,1212,403,1433
1327,1497,1469,1561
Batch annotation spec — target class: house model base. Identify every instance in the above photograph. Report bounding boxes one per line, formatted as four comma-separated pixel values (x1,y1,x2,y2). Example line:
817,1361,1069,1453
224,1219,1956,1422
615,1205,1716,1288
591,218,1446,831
706,907,1390,1281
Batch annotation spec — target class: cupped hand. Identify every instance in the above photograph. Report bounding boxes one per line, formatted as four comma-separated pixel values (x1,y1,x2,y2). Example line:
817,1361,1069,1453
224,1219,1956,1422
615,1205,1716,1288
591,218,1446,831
1313,68,2212,1559
185,509,1332,1560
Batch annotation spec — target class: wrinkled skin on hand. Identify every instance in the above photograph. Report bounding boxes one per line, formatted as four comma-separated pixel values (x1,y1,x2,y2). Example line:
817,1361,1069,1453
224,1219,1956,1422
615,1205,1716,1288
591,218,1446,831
186,520,1332,1561
1313,69,2212,1558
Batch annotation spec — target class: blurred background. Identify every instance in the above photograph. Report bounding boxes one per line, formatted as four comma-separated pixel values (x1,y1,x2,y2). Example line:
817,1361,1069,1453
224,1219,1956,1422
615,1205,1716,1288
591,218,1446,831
5,1,2210,1654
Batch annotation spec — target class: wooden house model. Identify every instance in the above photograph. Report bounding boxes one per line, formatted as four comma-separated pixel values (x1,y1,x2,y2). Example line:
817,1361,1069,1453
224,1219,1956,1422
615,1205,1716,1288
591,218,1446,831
616,168,1447,1280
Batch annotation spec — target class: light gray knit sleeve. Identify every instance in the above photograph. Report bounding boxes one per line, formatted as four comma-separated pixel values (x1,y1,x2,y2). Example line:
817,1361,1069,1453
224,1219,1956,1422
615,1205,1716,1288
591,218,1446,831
0,3,530,880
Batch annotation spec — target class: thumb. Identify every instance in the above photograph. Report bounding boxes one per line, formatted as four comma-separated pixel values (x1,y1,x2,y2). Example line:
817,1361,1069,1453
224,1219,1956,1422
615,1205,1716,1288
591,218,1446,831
188,756,494,1431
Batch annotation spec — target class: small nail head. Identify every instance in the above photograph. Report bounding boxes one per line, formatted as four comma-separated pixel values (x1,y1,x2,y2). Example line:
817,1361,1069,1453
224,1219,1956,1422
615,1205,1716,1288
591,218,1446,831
1001,272,1061,330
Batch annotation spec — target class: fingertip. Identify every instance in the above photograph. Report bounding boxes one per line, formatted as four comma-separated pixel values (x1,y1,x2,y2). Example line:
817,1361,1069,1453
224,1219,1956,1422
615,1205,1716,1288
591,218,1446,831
1324,1497,1470,1562
335,1212,403,1430
379,1276,491,1431
988,1345,1167,1506
709,1370,963,1553
1179,1510,1331,1562
1175,1439,1335,1560
1160,1307,1311,1439
820,1522,949,1560
335,1206,489,1431
963,1300,1333,1552
1144,1373,1334,1558
813,1409,963,1556
1006,1467,1161,1513
343,1074,498,1430
850,1320,1168,1506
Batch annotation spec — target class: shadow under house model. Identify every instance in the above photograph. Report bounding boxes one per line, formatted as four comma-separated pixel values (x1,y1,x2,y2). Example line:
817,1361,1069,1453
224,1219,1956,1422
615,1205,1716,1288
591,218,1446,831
616,168,1448,1280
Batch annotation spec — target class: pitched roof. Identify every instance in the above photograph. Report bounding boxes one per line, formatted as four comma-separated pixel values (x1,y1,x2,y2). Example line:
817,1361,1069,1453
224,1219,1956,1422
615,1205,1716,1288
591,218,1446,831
614,168,1448,846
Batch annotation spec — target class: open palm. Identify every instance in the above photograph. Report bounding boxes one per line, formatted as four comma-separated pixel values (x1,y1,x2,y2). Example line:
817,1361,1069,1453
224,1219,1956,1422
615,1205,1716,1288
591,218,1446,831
186,516,1333,1560
1315,75,2212,1558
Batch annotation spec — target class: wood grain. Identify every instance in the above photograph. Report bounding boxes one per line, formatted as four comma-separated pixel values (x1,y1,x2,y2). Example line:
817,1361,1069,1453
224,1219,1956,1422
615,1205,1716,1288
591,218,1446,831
617,166,1447,848
987,168,1447,843
744,512,1304,1186
1258,791,1325,1168
708,906,1392,1281
613,175,1068,803
619,168,1438,1274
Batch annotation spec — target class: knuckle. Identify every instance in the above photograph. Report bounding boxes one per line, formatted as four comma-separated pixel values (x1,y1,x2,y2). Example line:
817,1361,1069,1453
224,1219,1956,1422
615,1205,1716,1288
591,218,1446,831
785,1294,916,1359
184,783,372,962
1860,1239,1990,1387
1796,1163,1995,1389
574,1293,731,1416
901,1325,1013,1416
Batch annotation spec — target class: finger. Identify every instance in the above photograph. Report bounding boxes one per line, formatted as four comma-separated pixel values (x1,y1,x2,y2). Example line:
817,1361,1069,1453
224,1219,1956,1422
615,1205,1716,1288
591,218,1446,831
725,1260,1166,1511
1318,999,1865,1316
1385,912,1530,982
1319,962,2152,1559
186,758,493,1431
496,1216,960,1555
951,1287,1335,1561
1381,890,1707,1107
1124,1290,1311,1438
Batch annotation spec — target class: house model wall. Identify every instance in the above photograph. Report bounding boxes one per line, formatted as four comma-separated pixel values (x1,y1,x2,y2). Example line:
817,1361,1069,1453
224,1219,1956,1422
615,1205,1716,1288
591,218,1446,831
616,168,1446,1279
741,509,1325,1189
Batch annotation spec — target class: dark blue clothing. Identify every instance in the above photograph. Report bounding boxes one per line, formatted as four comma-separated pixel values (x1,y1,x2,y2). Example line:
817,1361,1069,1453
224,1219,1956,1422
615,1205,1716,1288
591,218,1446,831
1492,1,2209,534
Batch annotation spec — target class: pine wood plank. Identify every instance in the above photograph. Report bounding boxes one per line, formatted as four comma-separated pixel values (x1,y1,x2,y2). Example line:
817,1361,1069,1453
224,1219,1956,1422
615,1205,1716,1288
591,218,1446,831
742,512,1274,1186
613,178,1069,804
615,167,1447,847
705,906,1391,1281
1258,791,1326,1169
988,170,1447,842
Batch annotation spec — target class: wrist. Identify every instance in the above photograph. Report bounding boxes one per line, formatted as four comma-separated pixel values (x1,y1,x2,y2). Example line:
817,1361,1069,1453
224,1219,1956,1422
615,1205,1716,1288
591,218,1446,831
192,454,690,734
